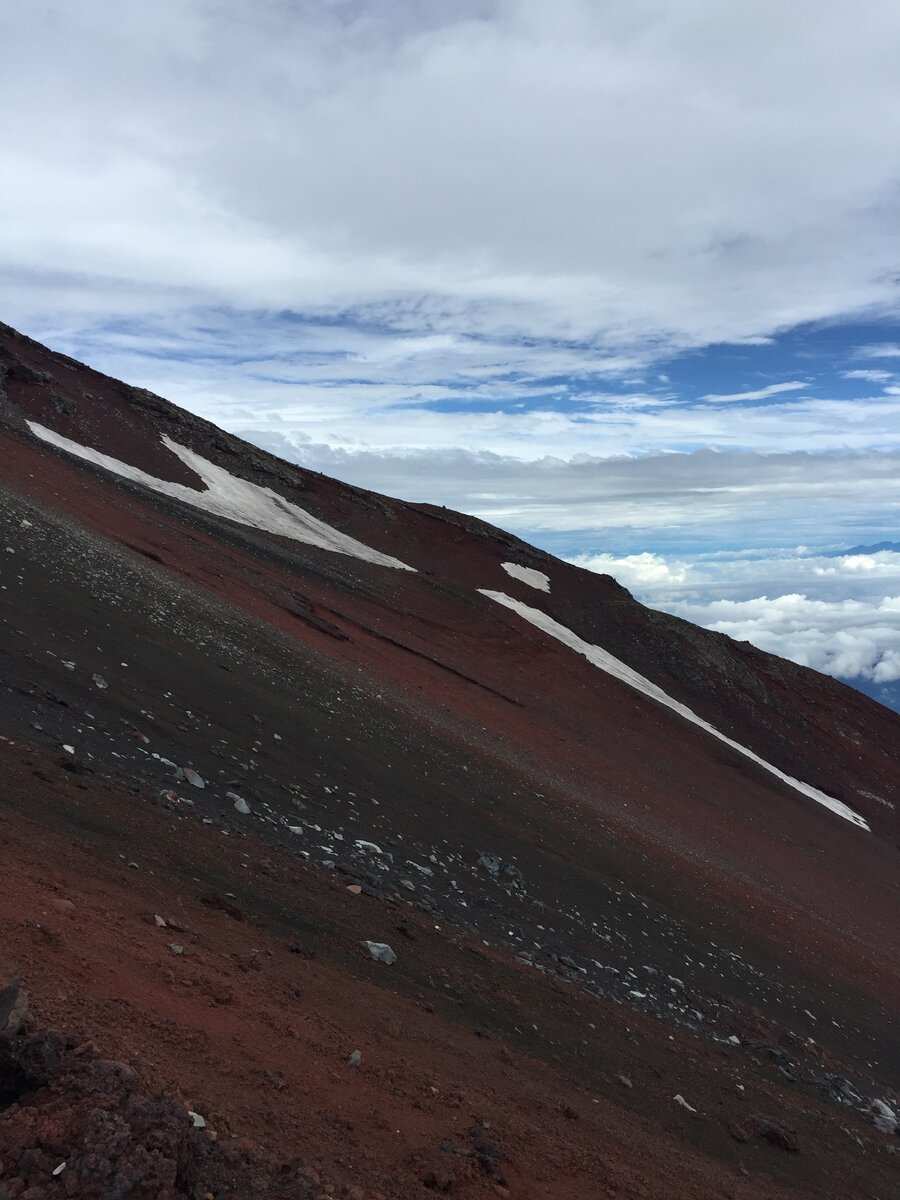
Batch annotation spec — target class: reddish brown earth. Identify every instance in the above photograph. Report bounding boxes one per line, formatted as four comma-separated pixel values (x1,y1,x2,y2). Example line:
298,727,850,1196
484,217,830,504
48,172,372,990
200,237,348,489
0,320,898,1198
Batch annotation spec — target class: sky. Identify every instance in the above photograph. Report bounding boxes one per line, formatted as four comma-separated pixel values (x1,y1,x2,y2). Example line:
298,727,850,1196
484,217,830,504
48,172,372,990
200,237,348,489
1,0,899,707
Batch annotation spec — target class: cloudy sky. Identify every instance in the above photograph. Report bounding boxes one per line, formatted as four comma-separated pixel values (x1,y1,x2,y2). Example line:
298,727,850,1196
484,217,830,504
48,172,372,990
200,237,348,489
2,1,900,704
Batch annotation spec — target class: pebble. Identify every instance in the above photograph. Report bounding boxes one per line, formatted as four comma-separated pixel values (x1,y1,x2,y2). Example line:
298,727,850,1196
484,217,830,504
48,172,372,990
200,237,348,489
348,1049,362,1067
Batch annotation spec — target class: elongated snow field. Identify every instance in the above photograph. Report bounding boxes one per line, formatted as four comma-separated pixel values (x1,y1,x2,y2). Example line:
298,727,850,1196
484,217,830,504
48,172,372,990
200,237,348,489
479,590,869,830
27,422,414,571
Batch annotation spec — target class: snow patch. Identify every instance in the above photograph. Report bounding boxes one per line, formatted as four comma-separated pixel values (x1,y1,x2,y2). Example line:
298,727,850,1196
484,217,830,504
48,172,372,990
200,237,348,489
479,590,870,831
501,562,550,592
27,422,414,571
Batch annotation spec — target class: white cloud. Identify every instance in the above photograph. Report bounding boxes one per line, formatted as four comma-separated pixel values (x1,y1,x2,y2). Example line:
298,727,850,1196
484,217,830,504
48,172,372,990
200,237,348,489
701,381,808,404
669,593,900,684
568,552,688,587
842,368,894,382
856,343,900,359
570,547,900,688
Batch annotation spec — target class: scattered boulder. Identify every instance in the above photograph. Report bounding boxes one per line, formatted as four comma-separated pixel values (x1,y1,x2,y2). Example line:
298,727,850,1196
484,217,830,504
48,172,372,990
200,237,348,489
362,940,397,965
478,853,524,890
870,1099,898,1135
750,1115,800,1152
177,766,205,789
199,891,246,921
726,1120,751,1143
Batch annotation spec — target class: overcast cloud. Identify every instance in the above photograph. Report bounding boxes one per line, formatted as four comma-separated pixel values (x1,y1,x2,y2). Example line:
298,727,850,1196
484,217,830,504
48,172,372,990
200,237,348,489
3,1,900,348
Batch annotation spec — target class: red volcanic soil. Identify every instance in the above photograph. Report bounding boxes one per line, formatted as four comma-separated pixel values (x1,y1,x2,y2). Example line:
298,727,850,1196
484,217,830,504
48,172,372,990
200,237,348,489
1,740,897,1200
1,320,899,1197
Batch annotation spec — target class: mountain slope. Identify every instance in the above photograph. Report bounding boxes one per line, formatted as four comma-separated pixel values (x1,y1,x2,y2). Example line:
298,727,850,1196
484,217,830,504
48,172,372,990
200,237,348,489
1,319,898,1199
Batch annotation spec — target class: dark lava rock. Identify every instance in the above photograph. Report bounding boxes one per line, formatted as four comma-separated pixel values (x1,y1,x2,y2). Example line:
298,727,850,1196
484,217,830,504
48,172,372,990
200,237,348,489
750,1115,800,1152
414,1151,456,1193
0,1029,316,1198
0,1031,201,1198
726,1120,751,1143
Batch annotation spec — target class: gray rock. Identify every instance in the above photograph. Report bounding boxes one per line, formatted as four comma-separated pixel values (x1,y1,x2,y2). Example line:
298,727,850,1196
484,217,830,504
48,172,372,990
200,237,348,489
871,1099,898,1134
348,1049,362,1067
0,971,28,1038
362,940,397,965
478,852,501,879
229,794,251,815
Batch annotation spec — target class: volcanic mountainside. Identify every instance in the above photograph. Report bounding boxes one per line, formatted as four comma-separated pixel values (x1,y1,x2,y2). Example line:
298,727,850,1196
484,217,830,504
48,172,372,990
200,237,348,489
0,319,898,1200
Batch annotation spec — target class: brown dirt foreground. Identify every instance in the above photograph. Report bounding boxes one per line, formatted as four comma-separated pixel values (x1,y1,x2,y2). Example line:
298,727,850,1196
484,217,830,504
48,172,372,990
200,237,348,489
0,740,896,1200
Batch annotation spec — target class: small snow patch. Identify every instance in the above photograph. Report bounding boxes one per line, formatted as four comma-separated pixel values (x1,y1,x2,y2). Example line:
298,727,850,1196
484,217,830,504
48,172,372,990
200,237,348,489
501,562,550,592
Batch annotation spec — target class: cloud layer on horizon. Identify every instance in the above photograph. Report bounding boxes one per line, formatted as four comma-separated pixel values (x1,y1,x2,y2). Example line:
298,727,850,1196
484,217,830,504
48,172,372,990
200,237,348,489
569,547,900,687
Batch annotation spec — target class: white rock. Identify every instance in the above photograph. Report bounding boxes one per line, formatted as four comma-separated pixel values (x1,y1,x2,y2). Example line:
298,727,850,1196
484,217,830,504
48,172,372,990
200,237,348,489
362,940,397,965
871,1099,898,1134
